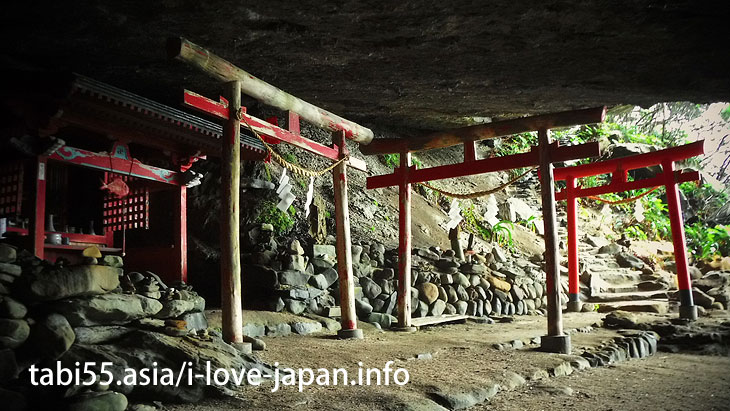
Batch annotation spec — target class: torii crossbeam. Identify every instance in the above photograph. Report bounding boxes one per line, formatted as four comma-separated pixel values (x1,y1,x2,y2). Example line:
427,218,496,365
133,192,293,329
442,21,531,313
366,106,607,354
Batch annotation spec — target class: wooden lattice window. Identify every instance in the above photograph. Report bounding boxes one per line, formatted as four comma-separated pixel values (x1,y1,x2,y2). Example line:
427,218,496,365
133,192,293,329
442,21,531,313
102,173,149,231
0,161,24,217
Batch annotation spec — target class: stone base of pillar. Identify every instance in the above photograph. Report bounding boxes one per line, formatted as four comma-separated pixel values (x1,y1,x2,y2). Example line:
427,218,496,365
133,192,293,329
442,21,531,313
541,334,571,354
337,328,364,339
679,305,698,321
567,301,582,312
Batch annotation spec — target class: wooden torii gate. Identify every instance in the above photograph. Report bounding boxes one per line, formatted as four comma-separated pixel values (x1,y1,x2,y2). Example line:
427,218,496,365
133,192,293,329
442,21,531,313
364,107,606,354
554,141,704,319
169,37,369,346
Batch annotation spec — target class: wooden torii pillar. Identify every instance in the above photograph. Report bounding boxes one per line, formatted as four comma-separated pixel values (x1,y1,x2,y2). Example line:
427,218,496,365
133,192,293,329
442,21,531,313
364,107,606,353
554,141,704,319
169,37,369,341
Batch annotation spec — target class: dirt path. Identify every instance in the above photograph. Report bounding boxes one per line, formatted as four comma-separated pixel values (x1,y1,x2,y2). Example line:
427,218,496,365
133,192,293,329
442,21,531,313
159,312,729,410
485,353,730,411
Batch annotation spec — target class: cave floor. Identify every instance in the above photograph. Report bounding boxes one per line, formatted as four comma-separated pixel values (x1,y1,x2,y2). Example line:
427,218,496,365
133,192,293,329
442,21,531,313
164,311,730,410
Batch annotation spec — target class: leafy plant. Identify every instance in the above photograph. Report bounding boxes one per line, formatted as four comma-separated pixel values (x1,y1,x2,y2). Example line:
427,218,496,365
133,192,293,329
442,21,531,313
256,200,296,234
519,215,539,233
492,220,515,249
686,223,730,260
625,225,648,241
381,153,423,169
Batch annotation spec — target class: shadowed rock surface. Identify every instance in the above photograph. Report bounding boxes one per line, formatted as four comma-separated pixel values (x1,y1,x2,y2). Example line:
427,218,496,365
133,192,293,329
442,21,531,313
2,1,728,131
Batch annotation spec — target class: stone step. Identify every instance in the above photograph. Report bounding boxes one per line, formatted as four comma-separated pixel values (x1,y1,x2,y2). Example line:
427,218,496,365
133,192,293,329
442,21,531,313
587,270,644,284
588,290,669,302
594,299,669,314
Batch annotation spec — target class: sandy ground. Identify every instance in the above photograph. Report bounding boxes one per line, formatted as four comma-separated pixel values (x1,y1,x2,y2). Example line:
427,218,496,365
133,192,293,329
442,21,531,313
162,311,730,411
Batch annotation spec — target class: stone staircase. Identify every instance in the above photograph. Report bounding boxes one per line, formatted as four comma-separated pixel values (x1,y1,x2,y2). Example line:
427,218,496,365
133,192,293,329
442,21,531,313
576,245,672,313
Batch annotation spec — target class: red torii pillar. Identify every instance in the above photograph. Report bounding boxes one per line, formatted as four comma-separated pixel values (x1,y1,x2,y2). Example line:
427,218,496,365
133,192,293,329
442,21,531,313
554,141,704,320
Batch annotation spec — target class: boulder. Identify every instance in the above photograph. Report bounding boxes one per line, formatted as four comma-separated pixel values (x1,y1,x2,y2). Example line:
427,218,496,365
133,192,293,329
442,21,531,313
101,255,124,268
320,267,339,288
61,330,272,402
616,253,644,269
0,263,21,277
53,294,163,326
284,299,307,315
0,296,26,319
155,296,204,319
26,313,75,360
430,300,446,316
418,282,439,304
291,321,323,335
360,277,382,300
450,273,468,288
373,268,394,282
355,299,373,318
309,274,329,290
0,319,29,349
487,276,511,292
455,300,468,315
74,325,134,344
597,243,621,255
278,270,310,287
23,265,120,301
0,244,17,263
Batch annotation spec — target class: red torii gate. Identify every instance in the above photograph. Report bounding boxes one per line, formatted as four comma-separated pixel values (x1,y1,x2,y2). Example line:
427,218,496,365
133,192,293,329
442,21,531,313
169,37,369,345
554,141,704,320
365,107,607,354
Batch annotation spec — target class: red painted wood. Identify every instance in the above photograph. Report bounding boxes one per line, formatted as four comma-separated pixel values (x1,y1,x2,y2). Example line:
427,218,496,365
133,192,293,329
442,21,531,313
177,185,188,283
464,141,477,162
32,157,48,259
368,142,599,189
554,141,704,180
555,170,700,200
287,111,301,135
49,146,182,185
663,161,693,297
184,90,367,172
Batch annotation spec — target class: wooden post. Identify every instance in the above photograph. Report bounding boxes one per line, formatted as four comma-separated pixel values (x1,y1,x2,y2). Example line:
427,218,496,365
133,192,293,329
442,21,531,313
333,131,363,339
538,128,570,354
220,81,247,350
175,185,188,283
566,175,581,312
395,152,417,332
32,156,47,259
663,159,698,320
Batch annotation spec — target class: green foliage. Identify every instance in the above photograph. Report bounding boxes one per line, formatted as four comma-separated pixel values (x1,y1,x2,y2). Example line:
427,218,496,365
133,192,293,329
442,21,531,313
496,132,537,156
382,153,400,168
686,223,730,259
381,153,423,169
460,203,514,249
282,153,298,165
722,106,730,122
625,225,648,241
492,220,515,249
519,215,539,233
256,200,296,234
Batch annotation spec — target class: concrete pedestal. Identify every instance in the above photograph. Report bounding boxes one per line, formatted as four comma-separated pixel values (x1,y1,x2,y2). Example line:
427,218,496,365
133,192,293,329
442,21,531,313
541,334,571,354
679,305,698,321
337,328,364,339
567,301,582,312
